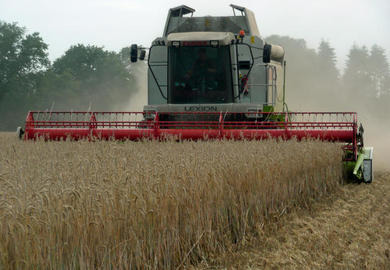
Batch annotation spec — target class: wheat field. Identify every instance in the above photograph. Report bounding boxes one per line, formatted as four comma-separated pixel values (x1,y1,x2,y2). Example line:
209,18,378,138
0,133,344,269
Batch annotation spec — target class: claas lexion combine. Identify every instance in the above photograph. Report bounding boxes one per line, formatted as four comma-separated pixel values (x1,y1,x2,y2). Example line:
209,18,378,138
18,5,373,182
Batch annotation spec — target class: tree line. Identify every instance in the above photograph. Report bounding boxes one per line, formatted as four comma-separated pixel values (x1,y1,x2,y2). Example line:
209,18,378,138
0,21,137,130
0,21,389,130
266,35,390,117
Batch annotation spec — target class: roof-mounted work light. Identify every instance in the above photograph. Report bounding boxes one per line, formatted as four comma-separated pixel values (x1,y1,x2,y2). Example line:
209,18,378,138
172,41,180,47
239,30,245,39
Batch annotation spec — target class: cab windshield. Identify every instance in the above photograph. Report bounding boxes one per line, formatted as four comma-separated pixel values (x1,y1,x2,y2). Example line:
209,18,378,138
168,46,233,104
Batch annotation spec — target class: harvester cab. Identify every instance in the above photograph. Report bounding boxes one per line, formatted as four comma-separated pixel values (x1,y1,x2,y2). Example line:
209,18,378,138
20,4,373,183
131,4,286,121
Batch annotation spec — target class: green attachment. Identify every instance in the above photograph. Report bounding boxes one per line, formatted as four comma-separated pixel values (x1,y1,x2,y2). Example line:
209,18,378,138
263,105,286,122
263,105,274,113
353,147,374,183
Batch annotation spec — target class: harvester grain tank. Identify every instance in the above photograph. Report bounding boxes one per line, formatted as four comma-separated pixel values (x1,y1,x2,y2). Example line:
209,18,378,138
19,4,373,183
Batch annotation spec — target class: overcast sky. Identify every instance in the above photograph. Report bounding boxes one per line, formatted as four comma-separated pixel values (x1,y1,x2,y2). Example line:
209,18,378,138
1,0,389,70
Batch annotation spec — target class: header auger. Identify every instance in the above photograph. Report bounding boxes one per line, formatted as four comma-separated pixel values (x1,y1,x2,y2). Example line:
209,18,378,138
19,4,373,182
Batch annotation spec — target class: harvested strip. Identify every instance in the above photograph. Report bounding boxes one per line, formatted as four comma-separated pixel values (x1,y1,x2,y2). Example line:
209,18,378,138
203,171,390,269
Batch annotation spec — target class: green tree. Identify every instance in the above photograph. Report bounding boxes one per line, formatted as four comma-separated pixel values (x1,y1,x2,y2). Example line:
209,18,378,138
368,44,390,97
342,44,390,119
37,44,135,111
343,45,371,99
317,40,339,81
0,21,49,101
119,46,131,64
0,21,49,130
316,40,340,103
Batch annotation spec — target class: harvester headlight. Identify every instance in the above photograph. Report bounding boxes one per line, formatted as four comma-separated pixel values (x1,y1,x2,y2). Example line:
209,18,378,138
246,109,263,119
172,41,180,47
210,40,219,47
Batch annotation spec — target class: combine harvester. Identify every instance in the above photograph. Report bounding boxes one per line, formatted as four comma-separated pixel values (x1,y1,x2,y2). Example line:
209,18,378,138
19,5,373,182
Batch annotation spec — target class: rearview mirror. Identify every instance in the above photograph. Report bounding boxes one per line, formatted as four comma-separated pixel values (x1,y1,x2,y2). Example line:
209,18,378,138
130,44,138,62
263,44,271,63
